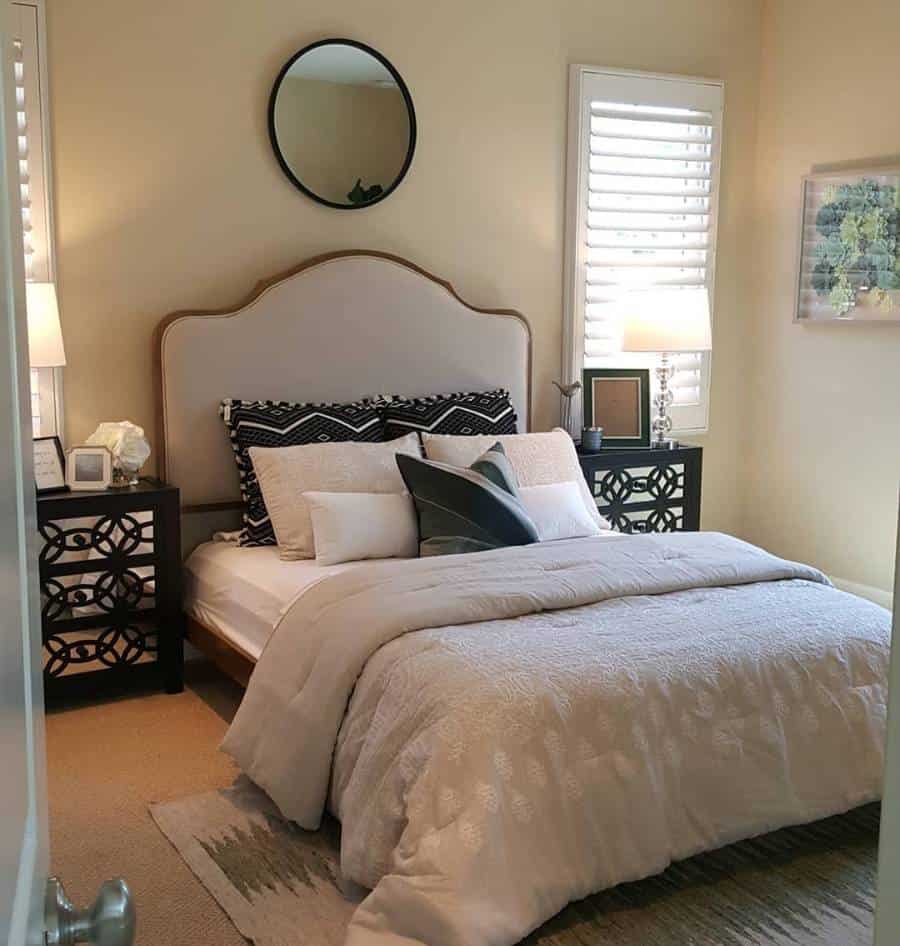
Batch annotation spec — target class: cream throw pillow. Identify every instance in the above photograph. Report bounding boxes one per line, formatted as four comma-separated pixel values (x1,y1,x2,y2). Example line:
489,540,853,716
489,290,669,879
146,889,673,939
304,491,418,565
249,432,420,560
422,428,610,529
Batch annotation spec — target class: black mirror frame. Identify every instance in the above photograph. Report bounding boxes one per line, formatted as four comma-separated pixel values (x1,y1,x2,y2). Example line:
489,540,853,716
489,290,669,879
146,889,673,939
267,38,417,210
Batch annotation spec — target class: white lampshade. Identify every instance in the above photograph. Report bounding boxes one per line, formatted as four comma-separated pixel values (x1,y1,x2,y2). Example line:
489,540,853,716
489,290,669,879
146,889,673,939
621,288,712,354
26,281,66,367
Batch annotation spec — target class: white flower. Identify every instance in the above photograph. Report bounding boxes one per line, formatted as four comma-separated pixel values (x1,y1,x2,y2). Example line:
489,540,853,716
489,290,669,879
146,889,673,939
86,421,150,473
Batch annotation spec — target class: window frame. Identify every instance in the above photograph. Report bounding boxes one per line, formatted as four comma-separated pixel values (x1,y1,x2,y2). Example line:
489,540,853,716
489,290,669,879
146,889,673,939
562,64,724,437
13,0,62,439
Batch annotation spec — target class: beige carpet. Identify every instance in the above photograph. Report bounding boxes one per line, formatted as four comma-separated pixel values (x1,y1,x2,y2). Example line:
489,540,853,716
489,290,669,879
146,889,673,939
46,662,248,946
49,661,879,946
152,776,878,946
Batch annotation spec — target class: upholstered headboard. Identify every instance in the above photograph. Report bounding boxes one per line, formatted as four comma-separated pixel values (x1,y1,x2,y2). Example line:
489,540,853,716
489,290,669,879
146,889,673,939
155,251,532,520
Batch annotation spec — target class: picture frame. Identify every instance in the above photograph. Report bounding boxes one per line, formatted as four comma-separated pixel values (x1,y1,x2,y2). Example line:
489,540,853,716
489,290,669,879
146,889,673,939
582,368,651,448
66,444,113,491
33,435,68,494
795,167,900,323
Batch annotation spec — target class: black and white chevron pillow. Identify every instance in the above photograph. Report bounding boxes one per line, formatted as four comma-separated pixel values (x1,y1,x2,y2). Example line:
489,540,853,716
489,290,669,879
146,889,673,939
382,389,517,440
221,398,384,547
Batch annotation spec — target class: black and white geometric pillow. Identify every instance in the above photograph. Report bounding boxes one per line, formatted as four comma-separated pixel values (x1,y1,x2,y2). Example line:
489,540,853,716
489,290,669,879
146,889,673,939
382,389,517,440
221,398,384,547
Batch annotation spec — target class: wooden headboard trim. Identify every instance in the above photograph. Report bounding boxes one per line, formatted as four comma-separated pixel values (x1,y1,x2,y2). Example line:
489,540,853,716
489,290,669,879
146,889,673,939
153,249,533,512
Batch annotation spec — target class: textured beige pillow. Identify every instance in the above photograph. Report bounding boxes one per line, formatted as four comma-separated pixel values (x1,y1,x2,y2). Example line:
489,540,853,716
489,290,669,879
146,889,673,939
422,428,610,528
249,433,420,560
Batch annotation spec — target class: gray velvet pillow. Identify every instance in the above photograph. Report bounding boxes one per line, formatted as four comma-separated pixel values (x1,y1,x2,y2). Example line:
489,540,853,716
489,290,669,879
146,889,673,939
396,442,539,557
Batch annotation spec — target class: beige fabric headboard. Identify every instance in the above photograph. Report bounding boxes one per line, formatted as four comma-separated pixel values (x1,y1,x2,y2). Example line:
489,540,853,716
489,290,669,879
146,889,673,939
156,250,532,513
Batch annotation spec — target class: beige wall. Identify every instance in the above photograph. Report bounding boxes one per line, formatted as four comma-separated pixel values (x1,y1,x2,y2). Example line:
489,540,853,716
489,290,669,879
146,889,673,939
744,0,900,594
46,0,763,536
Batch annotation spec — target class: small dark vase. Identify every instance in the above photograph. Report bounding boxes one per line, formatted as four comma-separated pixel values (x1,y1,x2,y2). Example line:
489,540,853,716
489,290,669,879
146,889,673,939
581,427,604,452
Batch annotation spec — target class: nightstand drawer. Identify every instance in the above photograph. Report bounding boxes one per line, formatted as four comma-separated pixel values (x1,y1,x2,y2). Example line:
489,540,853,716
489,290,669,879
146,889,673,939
577,445,702,534
36,479,183,700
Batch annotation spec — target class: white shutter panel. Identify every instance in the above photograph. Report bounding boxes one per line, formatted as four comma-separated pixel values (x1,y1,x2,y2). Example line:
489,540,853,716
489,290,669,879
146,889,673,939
12,5,49,284
13,36,34,280
13,2,57,436
566,69,723,433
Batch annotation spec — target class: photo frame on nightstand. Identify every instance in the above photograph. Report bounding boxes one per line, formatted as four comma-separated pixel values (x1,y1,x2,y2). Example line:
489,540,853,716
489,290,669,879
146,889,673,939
33,435,68,494
582,368,651,448
66,444,113,491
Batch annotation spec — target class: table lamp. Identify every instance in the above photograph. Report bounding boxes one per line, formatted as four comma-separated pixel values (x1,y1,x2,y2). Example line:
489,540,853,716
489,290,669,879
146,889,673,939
26,281,66,368
621,287,711,448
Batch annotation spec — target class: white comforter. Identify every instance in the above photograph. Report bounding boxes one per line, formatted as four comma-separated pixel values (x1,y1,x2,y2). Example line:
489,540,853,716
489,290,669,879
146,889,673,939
222,533,890,946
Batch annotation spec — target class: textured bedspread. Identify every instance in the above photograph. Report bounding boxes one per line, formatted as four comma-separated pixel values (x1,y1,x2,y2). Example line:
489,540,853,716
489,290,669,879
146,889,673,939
222,533,890,946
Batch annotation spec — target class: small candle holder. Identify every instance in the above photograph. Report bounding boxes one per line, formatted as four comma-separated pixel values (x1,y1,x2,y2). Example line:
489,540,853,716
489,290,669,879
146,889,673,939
110,466,140,488
581,427,604,453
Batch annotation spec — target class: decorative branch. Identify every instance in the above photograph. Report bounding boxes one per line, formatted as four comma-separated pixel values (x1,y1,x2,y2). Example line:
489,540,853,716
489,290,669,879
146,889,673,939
552,380,582,434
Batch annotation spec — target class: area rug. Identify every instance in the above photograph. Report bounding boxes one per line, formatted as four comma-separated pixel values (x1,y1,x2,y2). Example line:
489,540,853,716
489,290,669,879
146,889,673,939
150,778,879,946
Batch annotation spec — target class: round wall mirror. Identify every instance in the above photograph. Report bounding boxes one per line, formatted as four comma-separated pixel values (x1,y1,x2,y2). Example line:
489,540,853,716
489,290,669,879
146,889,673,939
268,39,417,209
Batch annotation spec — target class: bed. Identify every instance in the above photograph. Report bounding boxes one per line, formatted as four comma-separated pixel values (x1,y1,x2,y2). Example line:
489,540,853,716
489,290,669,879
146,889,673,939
159,251,891,946
183,540,397,665
158,249,532,683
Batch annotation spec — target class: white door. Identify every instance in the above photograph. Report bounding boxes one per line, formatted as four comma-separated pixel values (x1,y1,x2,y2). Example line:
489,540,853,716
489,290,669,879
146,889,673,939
876,510,900,946
1,4,135,939
0,0,49,940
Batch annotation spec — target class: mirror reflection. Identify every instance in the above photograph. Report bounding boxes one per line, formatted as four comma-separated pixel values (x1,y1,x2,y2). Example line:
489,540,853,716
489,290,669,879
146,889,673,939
269,41,415,208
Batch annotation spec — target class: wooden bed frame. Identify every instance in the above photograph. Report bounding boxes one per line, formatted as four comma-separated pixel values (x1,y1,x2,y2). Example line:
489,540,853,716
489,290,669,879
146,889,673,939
185,616,254,687
154,249,533,685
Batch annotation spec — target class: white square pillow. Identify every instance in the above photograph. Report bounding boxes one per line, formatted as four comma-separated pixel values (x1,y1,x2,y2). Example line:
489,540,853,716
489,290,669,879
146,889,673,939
422,428,610,529
249,432,420,560
304,491,418,566
518,482,603,542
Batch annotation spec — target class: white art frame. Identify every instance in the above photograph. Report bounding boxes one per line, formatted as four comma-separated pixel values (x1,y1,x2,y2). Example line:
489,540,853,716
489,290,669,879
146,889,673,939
795,167,900,324
66,444,112,491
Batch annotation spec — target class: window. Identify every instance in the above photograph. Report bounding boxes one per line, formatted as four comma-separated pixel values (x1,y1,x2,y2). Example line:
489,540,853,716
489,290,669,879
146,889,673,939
11,0,59,437
563,67,723,434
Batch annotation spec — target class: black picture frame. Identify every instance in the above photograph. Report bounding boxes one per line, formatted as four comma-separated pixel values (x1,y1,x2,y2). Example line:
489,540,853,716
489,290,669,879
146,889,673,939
582,368,651,448
33,435,68,495
267,38,418,210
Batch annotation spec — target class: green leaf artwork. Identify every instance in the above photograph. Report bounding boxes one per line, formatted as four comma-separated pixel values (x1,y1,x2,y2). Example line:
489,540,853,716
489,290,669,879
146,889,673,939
811,178,900,315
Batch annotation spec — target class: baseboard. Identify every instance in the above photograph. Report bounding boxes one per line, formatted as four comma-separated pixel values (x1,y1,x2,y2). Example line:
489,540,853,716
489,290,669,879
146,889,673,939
831,576,894,610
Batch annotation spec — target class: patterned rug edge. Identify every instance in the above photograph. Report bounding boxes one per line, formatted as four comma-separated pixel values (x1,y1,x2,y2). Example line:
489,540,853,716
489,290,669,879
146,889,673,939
150,780,880,946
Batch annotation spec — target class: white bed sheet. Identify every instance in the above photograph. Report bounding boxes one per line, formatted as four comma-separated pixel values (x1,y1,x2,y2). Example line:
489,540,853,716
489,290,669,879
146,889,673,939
184,540,388,660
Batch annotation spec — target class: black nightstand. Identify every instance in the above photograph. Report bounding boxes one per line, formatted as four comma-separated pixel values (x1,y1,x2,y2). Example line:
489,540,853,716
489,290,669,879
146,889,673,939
36,478,184,700
577,444,702,533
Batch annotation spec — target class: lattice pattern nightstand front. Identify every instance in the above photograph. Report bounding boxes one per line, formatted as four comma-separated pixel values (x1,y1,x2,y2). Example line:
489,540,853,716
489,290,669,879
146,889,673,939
578,445,702,534
36,480,183,699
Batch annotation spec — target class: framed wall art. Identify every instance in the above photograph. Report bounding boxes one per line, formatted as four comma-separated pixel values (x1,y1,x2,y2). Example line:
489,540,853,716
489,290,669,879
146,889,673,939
796,168,900,323
582,368,650,448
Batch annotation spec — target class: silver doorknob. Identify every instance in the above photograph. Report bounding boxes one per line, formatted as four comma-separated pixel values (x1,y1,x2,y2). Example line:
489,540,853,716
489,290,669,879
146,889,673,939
45,877,136,946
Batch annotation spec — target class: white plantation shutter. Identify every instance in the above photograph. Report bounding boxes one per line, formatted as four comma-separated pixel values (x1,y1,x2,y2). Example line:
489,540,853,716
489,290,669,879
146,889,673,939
11,1,59,436
12,6,49,283
565,68,723,433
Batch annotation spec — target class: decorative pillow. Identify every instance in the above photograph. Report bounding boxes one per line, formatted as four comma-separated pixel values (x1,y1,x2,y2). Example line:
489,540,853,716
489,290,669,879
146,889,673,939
221,398,384,547
249,433,421,561
396,445,539,557
468,440,520,496
422,428,611,530
518,482,603,542
304,491,418,566
382,389,517,440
